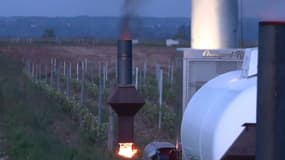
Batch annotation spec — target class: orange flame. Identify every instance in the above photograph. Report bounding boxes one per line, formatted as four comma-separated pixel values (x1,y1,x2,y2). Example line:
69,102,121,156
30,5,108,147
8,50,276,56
118,143,138,159
120,30,131,40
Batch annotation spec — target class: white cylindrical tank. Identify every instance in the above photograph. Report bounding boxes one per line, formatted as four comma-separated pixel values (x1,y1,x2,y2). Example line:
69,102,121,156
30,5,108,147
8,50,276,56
181,70,256,160
191,0,238,49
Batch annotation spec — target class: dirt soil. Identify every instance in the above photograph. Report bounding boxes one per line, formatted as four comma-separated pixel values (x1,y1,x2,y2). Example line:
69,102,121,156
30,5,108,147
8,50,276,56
0,44,177,69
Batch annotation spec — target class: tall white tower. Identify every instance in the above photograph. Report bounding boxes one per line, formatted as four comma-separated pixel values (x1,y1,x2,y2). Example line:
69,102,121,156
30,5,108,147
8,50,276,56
191,0,238,49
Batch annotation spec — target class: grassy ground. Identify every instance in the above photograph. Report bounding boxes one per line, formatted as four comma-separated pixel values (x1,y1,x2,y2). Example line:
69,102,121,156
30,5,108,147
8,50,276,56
0,54,114,160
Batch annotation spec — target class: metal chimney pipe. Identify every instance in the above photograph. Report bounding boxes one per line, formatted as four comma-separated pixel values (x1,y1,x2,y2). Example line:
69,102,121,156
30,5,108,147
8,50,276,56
257,21,285,160
117,40,132,85
109,39,145,145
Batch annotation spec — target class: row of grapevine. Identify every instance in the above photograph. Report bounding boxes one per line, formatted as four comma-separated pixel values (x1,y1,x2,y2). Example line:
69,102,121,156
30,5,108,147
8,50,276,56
22,57,177,146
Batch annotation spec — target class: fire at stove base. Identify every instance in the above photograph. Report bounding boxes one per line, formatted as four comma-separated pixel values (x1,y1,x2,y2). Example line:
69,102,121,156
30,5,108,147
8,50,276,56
117,142,139,159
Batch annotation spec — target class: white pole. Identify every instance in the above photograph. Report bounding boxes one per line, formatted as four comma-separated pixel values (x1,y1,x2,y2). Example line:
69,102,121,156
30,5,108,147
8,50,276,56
66,63,69,97
115,60,118,81
85,59,88,72
90,64,94,83
98,63,101,81
32,63,35,78
66,62,71,97
170,63,174,87
158,69,163,129
50,59,54,86
104,63,107,82
56,64,60,91
168,63,171,83
139,66,143,89
25,59,27,72
35,64,37,81
159,69,163,106
53,58,57,86
54,58,57,74
98,76,103,124
80,62,85,105
105,63,108,81
103,64,106,89
24,60,28,73
63,60,66,76
69,62,72,79
135,67,139,89
39,64,41,81
76,63,79,81
143,61,147,81
45,64,48,82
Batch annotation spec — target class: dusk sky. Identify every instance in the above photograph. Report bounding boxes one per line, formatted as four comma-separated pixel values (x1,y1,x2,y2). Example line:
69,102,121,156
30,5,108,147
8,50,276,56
0,0,284,19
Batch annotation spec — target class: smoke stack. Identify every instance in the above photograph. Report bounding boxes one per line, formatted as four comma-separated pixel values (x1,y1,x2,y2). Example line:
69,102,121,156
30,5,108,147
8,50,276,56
191,0,238,49
117,40,132,85
257,21,285,160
